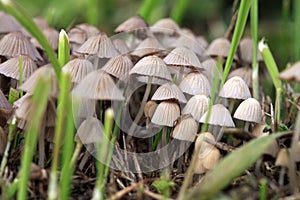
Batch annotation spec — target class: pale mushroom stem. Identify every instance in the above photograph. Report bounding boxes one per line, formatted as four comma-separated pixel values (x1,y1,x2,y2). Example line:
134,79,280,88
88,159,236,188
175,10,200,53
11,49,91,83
228,99,236,113
128,76,153,136
176,66,184,85
244,121,250,132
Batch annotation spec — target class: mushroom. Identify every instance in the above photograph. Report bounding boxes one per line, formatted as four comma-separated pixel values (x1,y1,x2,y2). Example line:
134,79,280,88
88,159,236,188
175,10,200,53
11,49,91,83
144,100,157,127
278,61,300,82
219,76,251,113
0,11,22,33
130,36,166,58
228,66,252,88
201,58,222,82
182,94,209,122
30,27,59,51
239,37,263,65
112,38,130,55
233,97,262,132
207,37,238,60
151,82,187,103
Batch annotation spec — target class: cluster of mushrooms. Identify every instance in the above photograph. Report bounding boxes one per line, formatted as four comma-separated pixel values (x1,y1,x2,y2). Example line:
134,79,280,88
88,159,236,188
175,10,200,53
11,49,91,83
0,12,299,177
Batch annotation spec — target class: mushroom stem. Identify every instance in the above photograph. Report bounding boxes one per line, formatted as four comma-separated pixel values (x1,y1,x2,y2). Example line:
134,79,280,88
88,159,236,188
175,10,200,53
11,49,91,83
177,66,184,85
228,99,236,113
244,121,250,132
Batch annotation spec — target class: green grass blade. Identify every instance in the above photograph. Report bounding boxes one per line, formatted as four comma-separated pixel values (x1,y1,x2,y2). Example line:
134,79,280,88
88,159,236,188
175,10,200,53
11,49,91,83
0,0,61,80
186,132,287,200
221,0,251,86
48,71,72,200
170,0,189,24
138,0,160,21
294,0,300,61
17,75,51,200
251,0,259,99
58,29,70,67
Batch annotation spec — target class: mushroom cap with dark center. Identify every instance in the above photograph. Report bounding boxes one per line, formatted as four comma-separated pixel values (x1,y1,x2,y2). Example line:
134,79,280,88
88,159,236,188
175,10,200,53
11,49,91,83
129,55,172,83
182,94,209,122
199,104,235,127
101,55,133,80
233,97,262,123
0,31,43,61
62,58,95,83
279,61,300,82
179,71,211,96
219,76,251,100
151,101,180,127
0,55,37,81
172,114,198,142
72,69,124,101
151,82,187,103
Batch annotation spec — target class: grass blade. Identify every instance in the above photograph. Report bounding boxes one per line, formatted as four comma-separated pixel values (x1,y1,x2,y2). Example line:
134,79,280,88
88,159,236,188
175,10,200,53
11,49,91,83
138,0,160,21
58,29,70,67
294,0,300,61
17,75,51,200
170,0,189,24
251,0,259,99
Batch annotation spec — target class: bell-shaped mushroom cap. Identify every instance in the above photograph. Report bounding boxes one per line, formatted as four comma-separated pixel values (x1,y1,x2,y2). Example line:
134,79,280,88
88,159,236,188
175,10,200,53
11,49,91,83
179,71,211,96
129,55,172,83
207,38,237,59
76,117,104,144
113,38,130,55
234,98,262,123
76,33,120,58
228,66,252,87
0,31,43,61
196,35,208,49
115,15,148,38
102,55,133,80
200,104,235,127
0,55,37,81
151,101,180,127
150,18,180,36
169,32,206,56
194,146,220,174
151,83,187,103
239,37,263,64
33,17,50,29
279,61,300,82
62,58,95,83
0,89,13,116
201,58,223,81
19,64,58,97
0,11,22,33
31,27,59,50
219,76,251,100
163,46,203,70
172,115,198,142
144,100,157,118
72,69,124,100
182,94,209,122
130,37,165,58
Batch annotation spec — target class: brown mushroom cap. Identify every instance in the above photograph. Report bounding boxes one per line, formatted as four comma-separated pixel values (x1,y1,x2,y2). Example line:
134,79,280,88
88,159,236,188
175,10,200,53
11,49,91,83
144,100,157,118
182,94,209,122
151,101,180,127
279,61,300,82
150,18,180,36
0,11,22,33
101,55,133,80
228,66,252,88
72,69,124,101
207,37,238,59
233,98,262,123
115,15,148,39
0,55,37,81
129,55,172,83
130,37,165,58
0,31,43,61
62,58,95,83
172,115,199,142
151,83,187,103
199,104,235,127
219,76,251,100
179,71,211,96
239,37,263,64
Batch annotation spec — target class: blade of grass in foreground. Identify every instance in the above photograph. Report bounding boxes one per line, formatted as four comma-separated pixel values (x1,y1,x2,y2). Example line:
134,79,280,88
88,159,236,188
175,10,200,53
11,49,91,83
58,29,70,67
17,75,51,200
186,132,288,200
251,0,259,100
0,0,61,80
138,0,160,21
221,0,251,86
170,0,189,24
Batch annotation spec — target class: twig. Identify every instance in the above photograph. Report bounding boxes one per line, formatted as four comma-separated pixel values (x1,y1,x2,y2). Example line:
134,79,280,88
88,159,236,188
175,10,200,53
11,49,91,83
224,9,239,40
204,138,235,152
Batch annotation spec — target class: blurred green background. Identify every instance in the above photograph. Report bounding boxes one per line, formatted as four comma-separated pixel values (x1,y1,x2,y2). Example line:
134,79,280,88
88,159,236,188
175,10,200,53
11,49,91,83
0,0,295,68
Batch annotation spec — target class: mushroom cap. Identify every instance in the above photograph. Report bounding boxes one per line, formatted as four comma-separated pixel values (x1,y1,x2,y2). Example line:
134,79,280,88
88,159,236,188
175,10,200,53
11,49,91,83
163,46,203,70
62,58,95,83
0,11,22,33
228,66,252,88
201,58,222,81
31,27,59,50
72,69,124,101
279,61,300,82
151,83,187,103
0,89,13,115
19,64,58,97
199,104,235,127
0,55,37,81
179,71,211,96
233,98,262,123
113,38,130,55
0,31,43,61
101,55,133,80
76,117,104,144
275,148,289,167
172,115,198,142
144,100,157,118
129,55,172,83
219,76,251,100
207,38,237,59
150,18,180,36
151,101,180,127
196,35,208,49
68,23,100,46
115,15,148,39
130,37,165,58
194,146,220,174
239,37,263,64
76,33,120,58
182,94,209,122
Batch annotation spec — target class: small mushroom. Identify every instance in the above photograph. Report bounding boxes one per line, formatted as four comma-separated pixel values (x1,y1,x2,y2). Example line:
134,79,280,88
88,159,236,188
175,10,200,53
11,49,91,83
130,36,165,58
239,37,263,65
228,66,252,88
172,114,198,142
182,94,209,122
151,82,187,103
207,37,238,60
278,61,300,82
